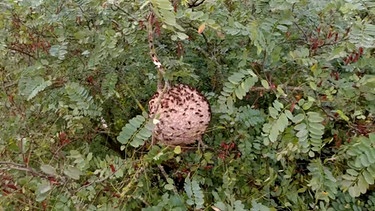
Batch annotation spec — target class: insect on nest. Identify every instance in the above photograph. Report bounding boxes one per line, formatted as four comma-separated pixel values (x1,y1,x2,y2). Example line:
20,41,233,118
148,84,211,145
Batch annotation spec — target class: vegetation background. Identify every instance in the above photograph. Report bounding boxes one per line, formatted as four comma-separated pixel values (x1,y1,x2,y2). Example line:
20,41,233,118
1,0,375,210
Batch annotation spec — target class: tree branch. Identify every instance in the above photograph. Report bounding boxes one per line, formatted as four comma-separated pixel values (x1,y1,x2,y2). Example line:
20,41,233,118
250,86,303,92
6,46,36,59
0,161,56,181
188,0,205,8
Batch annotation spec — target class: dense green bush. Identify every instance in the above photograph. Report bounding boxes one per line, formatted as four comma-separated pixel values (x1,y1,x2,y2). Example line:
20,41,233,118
1,0,374,210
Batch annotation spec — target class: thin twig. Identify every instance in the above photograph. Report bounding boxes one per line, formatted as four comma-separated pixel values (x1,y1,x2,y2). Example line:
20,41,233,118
293,22,308,42
250,86,303,92
158,164,178,194
3,81,17,89
146,12,168,89
124,83,146,113
188,0,205,8
112,4,139,21
6,46,36,59
0,161,58,181
146,10,171,145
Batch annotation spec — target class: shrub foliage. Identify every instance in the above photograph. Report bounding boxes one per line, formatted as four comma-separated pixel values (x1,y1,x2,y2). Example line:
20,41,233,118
0,0,375,210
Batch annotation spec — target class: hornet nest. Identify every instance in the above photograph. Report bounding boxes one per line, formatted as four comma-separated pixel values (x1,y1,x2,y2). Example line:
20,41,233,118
148,84,211,145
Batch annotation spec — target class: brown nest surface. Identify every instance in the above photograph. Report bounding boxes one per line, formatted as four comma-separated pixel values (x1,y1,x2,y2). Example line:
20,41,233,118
148,84,211,145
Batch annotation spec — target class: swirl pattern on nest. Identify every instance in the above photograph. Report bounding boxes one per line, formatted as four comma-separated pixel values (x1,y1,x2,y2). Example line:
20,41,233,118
148,84,211,145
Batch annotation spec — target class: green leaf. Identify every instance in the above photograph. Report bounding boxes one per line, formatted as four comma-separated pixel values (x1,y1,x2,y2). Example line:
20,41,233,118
284,110,294,120
335,110,350,122
261,79,270,89
269,107,279,119
117,115,153,147
307,112,324,123
294,123,307,131
190,11,205,20
63,166,82,180
165,184,175,190
346,169,359,176
309,81,317,91
251,200,271,211
362,170,374,185
36,181,51,202
184,176,204,208
272,100,284,111
293,114,305,124
277,113,288,132
184,176,193,199
40,164,57,176
269,124,279,142
174,146,182,154
296,129,308,138
37,182,52,194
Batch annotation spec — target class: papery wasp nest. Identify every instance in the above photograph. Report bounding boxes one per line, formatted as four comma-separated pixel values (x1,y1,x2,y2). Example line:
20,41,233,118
148,84,211,145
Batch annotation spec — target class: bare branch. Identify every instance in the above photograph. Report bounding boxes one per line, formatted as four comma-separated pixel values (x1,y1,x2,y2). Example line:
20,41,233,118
188,0,205,8
250,86,303,92
0,161,51,180
158,164,178,194
6,46,36,59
